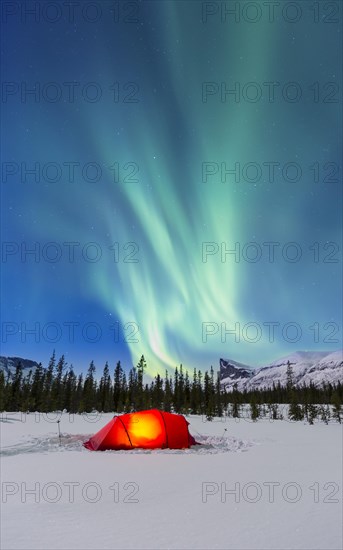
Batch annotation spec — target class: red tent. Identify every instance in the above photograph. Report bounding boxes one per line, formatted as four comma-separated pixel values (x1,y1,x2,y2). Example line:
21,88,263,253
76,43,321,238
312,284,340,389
84,409,196,451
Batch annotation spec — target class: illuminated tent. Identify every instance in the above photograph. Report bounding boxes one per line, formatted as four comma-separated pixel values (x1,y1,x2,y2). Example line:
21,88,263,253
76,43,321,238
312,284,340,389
83,409,196,451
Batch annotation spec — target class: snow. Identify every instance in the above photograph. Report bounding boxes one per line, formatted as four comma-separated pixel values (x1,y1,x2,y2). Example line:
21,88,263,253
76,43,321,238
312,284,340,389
263,351,330,368
221,350,343,391
312,350,343,368
0,356,39,379
220,358,254,371
1,412,342,550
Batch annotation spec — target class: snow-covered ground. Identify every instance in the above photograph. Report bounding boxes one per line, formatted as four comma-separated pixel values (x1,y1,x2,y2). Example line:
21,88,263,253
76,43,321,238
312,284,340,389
1,412,342,550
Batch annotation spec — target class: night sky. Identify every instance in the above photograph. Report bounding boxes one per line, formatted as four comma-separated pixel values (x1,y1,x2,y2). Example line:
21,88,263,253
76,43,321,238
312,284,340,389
1,1,342,374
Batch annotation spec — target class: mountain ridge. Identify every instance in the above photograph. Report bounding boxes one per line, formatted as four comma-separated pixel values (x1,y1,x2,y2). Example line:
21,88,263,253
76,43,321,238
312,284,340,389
220,350,343,390
0,356,40,379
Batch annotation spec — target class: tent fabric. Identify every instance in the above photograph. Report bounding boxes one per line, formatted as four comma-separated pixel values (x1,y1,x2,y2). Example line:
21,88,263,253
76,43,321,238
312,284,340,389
83,409,196,451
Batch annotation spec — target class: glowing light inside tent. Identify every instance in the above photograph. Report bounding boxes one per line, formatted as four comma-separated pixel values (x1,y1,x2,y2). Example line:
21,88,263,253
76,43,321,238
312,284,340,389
126,412,164,447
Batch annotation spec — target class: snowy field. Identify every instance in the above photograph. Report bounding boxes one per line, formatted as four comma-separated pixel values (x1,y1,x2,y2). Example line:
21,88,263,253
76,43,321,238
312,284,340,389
1,412,342,550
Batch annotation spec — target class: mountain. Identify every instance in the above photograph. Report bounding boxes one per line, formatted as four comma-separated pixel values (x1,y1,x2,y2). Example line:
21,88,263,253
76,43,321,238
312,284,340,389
219,358,253,384
220,350,343,390
0,356,39,379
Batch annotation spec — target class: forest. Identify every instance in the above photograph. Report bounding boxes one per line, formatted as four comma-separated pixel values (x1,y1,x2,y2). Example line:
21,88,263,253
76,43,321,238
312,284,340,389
0,352,342,423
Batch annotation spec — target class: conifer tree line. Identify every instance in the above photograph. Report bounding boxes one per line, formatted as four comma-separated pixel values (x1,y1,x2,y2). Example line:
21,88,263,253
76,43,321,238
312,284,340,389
0,353,342,423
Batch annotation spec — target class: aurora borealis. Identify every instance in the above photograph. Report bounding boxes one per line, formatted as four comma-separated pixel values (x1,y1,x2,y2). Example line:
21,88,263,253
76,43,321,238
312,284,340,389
1,1,342,374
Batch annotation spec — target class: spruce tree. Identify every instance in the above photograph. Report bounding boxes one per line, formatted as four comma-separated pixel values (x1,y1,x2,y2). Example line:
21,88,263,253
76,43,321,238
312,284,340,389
197,370,203,415
119,372,127,412
286,360,295,399
136,355,147,410
288,393,304,421
173,367,180,412
9,362,23,410
268,403,279,421
203,371,211,420
42,351,56,411
178,365,185,413
204,368,215,420
152,373,163,409
75,374,84,412
0,370,5,411
190,369,199,414
231,383,240,419
319,404,330,424
113,361,124,412
21,370,33,411
250,395,259,421
30,362,45,411
215,374,224,417
126,367,137,412
51,355,66,410
82,361,96,412
331,391,342,423
307,403,318,425
64,367,77,413
99,362,112,412
163,371,172,412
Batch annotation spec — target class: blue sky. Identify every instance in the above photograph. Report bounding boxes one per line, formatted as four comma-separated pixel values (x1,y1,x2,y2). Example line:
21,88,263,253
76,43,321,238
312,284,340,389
1,1,342,374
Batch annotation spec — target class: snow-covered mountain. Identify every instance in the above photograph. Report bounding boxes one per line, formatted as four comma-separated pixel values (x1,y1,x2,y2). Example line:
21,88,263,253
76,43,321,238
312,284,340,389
219,358,253,383
0,356,39,379
220,350,343,390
